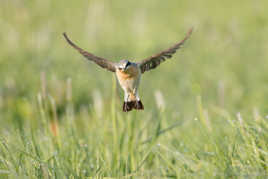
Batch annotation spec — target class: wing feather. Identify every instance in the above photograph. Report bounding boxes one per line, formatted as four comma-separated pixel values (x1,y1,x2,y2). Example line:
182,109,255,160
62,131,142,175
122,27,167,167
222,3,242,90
138,28,193,73
63,33,116,72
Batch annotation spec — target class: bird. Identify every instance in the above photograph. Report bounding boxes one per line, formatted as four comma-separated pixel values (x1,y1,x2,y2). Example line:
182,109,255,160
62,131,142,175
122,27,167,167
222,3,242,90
63,28,193,112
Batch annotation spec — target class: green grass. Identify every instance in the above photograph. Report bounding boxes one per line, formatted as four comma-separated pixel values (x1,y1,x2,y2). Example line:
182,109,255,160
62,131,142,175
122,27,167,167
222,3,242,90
0,0,268,178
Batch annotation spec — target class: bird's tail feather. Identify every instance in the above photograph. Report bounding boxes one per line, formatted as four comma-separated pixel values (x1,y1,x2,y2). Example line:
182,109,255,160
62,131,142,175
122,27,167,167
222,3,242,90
123,100,144,112
134,100,144,110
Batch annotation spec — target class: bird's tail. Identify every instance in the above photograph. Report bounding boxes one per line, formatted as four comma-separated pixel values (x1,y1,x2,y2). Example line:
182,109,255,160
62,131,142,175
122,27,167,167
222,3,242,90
123,100,144,112
134,100,144,110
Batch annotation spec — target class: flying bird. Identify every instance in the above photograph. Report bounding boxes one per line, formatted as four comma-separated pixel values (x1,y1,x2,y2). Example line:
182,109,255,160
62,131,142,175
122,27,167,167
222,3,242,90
63,28,192,112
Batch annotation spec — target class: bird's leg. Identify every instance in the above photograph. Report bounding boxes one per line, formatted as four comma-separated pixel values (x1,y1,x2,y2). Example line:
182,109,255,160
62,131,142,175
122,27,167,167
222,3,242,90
124,91,129,102
134,90,140,101
133,90,144,110
123,91,133,112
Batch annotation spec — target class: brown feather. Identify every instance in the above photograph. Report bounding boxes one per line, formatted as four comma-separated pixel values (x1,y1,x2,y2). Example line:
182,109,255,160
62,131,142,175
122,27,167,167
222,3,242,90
63,33,116,72
138,28,193,73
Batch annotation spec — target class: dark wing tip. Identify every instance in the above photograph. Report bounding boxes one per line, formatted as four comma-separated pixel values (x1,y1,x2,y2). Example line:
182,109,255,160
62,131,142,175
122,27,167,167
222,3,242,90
62,32,67,38
62,32,76,48
63,32,69,41
187,27,194,36
182,27,193,42
63,32,68,41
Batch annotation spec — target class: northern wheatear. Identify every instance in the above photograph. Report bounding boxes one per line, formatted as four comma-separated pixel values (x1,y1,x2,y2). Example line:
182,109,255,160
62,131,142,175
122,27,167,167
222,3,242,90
63,28,192,112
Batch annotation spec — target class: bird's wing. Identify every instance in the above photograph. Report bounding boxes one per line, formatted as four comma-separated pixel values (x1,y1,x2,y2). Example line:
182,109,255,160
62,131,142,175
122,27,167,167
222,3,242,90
63,33,116,72
138,28,193,74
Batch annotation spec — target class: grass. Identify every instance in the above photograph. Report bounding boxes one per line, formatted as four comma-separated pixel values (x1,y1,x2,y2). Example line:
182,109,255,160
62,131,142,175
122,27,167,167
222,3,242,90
0,0,268,178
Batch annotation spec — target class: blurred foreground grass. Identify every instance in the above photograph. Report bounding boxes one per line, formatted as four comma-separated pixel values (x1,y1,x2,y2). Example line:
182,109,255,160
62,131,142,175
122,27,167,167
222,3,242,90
0,0,268,178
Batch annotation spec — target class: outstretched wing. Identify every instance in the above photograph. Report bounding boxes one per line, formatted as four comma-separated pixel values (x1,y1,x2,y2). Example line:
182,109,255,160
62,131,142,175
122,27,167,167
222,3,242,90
63,33,116,72
138,28,193,73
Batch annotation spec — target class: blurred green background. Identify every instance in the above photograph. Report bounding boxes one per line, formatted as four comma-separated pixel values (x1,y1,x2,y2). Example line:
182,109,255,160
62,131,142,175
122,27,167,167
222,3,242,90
0,0,268,178
1,0,268,116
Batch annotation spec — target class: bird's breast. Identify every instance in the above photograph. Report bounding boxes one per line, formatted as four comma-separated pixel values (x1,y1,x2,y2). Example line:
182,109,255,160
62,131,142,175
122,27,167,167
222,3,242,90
117,71,132,80
116,66,141,92
116,66,140,80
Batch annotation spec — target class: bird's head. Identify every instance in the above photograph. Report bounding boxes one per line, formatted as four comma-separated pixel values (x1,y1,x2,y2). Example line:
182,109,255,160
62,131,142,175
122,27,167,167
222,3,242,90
117,59,132,71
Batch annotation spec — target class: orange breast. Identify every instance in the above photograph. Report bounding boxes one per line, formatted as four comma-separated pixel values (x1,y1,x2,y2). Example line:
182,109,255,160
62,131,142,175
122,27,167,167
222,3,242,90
117,71,132,80
116,66,139,80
